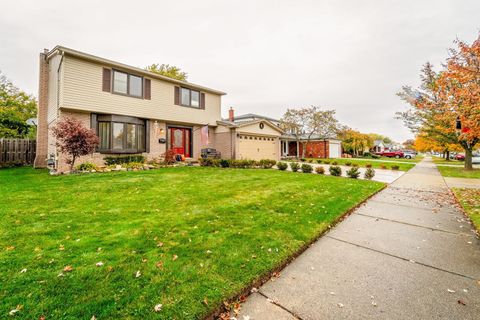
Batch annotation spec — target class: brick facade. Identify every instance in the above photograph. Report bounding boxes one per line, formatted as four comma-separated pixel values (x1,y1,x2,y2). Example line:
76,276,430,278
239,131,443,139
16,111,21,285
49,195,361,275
34,51,49,167
291,140,329,158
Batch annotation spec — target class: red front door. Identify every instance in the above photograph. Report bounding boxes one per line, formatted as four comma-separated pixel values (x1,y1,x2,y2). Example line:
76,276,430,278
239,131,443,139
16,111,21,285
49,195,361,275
169,128,191,157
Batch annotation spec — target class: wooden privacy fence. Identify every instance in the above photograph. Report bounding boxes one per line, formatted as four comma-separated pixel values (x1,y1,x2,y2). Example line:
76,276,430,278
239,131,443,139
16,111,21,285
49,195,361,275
0,139,36,166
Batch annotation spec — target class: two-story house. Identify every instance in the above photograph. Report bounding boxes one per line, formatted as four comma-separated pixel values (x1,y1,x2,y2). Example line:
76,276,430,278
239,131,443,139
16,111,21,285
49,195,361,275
35,46,284,171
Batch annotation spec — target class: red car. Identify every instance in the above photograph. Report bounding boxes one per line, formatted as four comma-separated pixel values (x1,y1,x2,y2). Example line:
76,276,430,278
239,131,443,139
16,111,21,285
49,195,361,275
455,154,465,160
376,151,404,158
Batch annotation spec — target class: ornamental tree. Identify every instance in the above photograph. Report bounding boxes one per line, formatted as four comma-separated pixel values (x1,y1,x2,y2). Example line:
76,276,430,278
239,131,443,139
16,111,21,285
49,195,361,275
397,35,480,169
52,117,99,171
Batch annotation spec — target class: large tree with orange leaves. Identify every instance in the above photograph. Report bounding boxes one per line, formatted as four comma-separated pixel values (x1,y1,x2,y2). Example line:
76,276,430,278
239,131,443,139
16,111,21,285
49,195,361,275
397,35,480,169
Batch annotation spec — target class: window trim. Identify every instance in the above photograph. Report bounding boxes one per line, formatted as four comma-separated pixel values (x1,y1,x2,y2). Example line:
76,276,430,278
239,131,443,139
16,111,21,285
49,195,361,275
112,69,144,99
180,87,201,109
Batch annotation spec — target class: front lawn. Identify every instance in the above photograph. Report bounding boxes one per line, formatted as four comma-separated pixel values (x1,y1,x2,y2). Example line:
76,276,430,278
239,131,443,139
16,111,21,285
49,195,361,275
452,188,480,232
305,158,415,171
432,157,464,166
436,166,480,179
0,167,383,319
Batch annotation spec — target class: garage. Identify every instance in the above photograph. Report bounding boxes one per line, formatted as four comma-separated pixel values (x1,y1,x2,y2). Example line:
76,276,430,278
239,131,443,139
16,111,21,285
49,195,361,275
238,135,279,161
328,140,342,158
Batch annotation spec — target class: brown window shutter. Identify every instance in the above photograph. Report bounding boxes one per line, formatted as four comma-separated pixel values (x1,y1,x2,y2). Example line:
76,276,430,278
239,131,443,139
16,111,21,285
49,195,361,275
144,79,151,100
200,92,205,109
174,86,180,105
102,68,111,92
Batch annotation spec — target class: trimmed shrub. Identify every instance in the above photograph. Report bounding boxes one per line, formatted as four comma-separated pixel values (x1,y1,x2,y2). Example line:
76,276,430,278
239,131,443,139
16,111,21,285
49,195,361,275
316,159,323,164
329,165,342,176
364,168,375,180
277,162,288,171
345,162,352,166
76,162,98,171
352,163,359,167
380,164,387,169
371,154,380,159
346,167,360,179
258,159,277,169
230,159,256,168
301,163,313,173
104,155,145,165
300,158,306,162
307,159,313,163
391,165,400,170
323,160,331,164
315,166,325,174
125,162,144,170
219,159,230,168
199,158,213,166
290,162,300,172
365,163,372,168
332,161,338,165
363,152,373,158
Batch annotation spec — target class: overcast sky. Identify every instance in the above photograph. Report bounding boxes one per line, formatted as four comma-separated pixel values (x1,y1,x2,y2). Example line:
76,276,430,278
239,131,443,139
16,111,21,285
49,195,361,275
1,0,479,142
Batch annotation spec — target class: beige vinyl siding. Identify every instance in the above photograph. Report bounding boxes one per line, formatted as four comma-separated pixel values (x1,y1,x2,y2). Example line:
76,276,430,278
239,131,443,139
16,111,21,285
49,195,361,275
61,56,221,125
237,122,282,136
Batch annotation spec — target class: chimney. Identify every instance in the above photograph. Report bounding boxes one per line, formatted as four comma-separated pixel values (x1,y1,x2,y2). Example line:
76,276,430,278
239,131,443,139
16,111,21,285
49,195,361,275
34,50,50,168
228,107,235,122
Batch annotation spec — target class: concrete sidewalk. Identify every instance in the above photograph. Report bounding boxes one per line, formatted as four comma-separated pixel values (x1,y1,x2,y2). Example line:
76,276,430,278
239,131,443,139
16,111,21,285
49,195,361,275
444,177,480,189
238,157,480,319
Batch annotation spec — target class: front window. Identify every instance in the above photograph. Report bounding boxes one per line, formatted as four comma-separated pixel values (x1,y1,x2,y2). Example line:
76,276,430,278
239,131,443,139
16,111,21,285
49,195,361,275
112,70,143,98
180,87,200,108
129,75,142,97
113,122,125,149
95,115,146,153
113,71,128,94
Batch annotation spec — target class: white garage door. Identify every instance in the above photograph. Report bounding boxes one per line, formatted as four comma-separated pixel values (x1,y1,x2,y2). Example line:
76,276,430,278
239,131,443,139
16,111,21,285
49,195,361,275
329,141,341,158
238,135,279,161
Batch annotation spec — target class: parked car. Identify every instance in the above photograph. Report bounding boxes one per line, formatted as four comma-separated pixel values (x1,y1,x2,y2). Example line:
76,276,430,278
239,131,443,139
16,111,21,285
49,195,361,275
455,154,465,160
376,151,404,158
473,154,480,164
403,151,416,159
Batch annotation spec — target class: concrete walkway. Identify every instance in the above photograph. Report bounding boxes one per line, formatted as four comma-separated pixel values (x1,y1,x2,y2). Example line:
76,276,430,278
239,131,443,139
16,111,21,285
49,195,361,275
444,177,480,189
238,157,480,319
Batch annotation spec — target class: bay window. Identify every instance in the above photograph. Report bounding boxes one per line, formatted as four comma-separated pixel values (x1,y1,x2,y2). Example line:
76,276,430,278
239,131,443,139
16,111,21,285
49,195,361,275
92,114,147,153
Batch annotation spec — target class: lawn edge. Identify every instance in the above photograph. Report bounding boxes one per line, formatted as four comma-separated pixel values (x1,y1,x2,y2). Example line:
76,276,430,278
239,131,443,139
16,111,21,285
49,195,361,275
449,188,480,237
203,182,387,320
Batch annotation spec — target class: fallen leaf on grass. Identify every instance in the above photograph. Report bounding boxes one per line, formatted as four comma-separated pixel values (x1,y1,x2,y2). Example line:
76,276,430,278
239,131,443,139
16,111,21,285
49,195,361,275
172,255,178,261
203,297,208,305
63,265,73,272
157,242,164,247
59,245,65,251
96,262,104,267
20,268,27,273
135,270,141,278
155,261,164,269
154,304,162,312
6,246,15,251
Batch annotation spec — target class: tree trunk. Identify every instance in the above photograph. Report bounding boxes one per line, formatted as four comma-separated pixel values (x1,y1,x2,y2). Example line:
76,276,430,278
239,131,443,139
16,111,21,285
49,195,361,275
445,150,450,161
70,156,76,172
464,147,473,170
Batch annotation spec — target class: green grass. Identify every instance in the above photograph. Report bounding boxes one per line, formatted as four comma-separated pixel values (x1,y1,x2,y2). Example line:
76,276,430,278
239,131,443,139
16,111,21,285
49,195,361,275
0,167,383,319
303,158,415,171
452,188,480,232
436,166,480,179
432,157,464,166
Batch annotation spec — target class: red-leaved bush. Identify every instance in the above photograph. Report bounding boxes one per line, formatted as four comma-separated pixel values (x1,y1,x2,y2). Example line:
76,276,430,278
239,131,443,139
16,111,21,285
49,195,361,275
52,117,99,171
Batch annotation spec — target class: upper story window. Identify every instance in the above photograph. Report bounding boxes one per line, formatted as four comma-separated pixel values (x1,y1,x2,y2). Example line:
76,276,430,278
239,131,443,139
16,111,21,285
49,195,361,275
180,87,200,108
112,70,143,98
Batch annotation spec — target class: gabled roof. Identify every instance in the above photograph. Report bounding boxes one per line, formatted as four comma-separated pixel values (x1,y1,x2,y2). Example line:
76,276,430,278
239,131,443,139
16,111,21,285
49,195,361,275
217,119,284,133
374,140,384,146
45,45,226,96
228,113,281,123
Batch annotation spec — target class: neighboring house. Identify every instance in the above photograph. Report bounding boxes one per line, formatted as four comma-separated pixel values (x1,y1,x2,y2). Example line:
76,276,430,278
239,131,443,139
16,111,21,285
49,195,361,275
224,112,342,159
372,140,386,153
35,46,283,171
